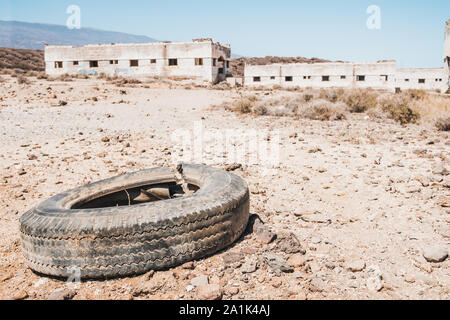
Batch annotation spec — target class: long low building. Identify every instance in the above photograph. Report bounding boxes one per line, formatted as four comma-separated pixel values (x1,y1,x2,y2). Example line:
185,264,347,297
45,38,231,83
395,68,446,91
445,20,450,92
245,61,397,90
244,61,447,92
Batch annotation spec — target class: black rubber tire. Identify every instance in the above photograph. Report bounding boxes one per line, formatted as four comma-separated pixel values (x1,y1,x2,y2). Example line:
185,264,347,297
20,164,249,279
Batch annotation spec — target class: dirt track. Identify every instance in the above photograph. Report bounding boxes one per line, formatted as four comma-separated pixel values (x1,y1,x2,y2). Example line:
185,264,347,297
0,77,448,300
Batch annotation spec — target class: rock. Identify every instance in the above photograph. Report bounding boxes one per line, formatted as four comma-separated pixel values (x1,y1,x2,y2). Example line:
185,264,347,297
437,225,450,239
196,284,222,300
432,163,449,176
415,175,431,187
366,277,383,292
423,246,448,263
241,257,258,274
276,233,306,254
101,137,110,143
399,182,422,194
256,229,277,244
251,218,277,244
185,285,195,292
346,259,366,272
181,261,195,270
271,278,282,288
222,251,244,265
442,176,450,188
225,286,239,296
437,196,450,208
262,253,293,274
47,288,77,300
225,163,242,171
300,212,331,224
288,254,307,268
191,275,209,287
132,272,178,296
12,290,28,300
365,265,384,292
309,278,326,293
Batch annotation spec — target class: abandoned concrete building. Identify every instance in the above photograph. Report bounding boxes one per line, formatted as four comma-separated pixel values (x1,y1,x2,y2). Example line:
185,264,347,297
445,19,450,91
45,38,231,83
245,20,450,92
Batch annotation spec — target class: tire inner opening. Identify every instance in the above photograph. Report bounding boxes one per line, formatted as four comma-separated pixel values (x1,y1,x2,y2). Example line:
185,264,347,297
72,182,200,209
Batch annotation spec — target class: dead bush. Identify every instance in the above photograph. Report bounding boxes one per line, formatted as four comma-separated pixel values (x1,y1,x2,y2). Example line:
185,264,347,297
435,116,450,131
319,88,345,103
17,75,30,85
114,77,142,87
56,73,73,82
235,97,255,113
403,89,427,101
300,99,346,121
253,105,268,116
379,95,420,125
303,93,314,102
343,89,378,113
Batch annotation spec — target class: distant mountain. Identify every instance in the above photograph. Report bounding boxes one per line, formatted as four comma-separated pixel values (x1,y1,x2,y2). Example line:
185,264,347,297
0,20,158,50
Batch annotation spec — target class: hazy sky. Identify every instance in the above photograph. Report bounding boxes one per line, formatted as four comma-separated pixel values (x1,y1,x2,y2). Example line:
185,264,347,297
1,0,449,68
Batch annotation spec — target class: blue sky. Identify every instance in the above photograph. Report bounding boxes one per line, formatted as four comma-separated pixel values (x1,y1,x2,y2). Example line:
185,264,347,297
1,0,449,67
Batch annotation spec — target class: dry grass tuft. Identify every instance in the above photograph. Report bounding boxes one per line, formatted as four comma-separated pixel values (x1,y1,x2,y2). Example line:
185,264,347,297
17,75,30,85
342,89,378,113
435,116,450,131
378,94,420,125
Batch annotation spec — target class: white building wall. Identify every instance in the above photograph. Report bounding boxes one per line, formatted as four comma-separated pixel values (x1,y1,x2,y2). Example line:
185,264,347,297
444,20,450,91
245,61,396,90
395,68,446,92
45,40,231,83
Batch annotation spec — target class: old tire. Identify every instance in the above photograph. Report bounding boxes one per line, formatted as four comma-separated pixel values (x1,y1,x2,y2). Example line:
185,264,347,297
20,164,249,279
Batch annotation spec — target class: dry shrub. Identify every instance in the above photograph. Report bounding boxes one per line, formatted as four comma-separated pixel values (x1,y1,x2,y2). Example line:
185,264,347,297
378,94,420,125
303,93,314,102
57,73,73,82
319,88,345,103
17,75,30,84
403,89,427,101
114,77,142,86
226,96,258,114
343,89,378,113
435,117,450,131
300,99,346,121
211,81,231,90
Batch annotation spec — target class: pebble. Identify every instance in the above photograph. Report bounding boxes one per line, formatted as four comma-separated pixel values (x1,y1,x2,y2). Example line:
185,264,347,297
423,246,448,263
262,253,294,274
241,258,258,274
367,277,383,292
346,260,366,272
47,288,77,300
222,251,244,265
300,213,331,224
196,284,222,300
190,275,209,287
288,254,307,268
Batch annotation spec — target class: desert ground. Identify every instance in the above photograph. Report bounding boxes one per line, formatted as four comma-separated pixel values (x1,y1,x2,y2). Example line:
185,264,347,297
0,75,449,300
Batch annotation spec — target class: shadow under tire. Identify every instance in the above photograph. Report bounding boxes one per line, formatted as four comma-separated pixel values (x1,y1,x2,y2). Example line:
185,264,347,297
20,164,250,279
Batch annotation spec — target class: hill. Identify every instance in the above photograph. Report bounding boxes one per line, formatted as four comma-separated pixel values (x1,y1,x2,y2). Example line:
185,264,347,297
0,20,157,50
